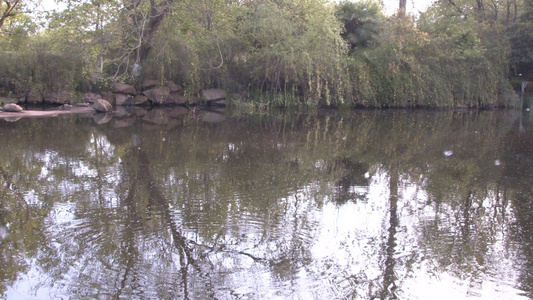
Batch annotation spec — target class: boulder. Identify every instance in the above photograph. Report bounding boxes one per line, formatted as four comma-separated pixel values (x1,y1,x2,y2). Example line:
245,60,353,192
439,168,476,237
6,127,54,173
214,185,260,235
143,86,170,104
133,94,150,106
93,113,112,124
111,83,137,95
115,93,134,106
142,80,160,90
3,103,23,112
102,91,115,103
165,93,189,105
201,89,226,101
43,91,73,105
167,81,182,93
93,99,113,113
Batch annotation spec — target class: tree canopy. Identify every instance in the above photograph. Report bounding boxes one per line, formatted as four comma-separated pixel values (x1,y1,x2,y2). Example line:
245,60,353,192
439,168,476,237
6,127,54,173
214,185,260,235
0,0,530,108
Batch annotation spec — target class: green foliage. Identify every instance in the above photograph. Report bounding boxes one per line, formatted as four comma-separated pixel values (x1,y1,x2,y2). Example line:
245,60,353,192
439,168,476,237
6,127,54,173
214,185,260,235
232,0,348,106
508,1,533,79
343,7,514,108
0,0,527,107
336,0,382,50
0,37,85,94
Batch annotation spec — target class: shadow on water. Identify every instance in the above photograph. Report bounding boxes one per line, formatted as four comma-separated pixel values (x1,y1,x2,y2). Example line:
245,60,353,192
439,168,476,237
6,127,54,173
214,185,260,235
0,109,532,299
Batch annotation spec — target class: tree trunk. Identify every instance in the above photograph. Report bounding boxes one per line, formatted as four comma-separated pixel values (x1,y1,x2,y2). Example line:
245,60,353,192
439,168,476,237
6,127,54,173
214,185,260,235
399,0,407,16
138,0,174,63
0,0,21,29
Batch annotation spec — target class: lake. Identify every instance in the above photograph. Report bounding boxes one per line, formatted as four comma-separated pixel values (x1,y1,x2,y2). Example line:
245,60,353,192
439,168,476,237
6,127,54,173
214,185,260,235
0,108,532,299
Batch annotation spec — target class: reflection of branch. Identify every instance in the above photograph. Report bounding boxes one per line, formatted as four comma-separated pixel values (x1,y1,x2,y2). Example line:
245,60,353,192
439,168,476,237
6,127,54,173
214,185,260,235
113,177,140,299
127,147,197,299
187,239,280,265
380,164,399,299
135,149,196,266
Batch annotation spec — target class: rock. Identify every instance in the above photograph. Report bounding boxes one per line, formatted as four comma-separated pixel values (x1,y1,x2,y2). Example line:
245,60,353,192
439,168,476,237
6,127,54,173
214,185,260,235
167,81,182,93
43,91,73,105
133,94,150,106
102,91,115,103
82,93,102,103
3,103,23,112
165,93,189,105
93,99,113,113
115,93,134,106
59,104,73,110
76,102,91,107
93,113,112,124
143,86,170,104
111,83,137,95
201,88,226,101
142,80,160,90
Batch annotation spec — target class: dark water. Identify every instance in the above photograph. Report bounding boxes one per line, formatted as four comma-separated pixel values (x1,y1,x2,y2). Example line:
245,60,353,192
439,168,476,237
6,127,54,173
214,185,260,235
0,108,532,299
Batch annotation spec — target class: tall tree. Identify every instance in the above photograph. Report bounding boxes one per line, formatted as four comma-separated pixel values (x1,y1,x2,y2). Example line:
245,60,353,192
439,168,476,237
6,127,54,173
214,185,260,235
399,0,406,14
129,0,176,64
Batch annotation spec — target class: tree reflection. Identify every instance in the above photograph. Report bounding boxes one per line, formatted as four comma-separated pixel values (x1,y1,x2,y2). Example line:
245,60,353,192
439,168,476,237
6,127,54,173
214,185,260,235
380,164,399,300
0,110,532,299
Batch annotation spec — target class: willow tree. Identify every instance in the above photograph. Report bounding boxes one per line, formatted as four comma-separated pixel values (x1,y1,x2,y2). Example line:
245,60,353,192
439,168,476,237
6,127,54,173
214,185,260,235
233,0,348,106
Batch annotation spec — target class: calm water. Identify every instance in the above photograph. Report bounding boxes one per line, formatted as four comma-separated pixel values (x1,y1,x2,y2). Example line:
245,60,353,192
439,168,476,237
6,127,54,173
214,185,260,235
0,108,532,299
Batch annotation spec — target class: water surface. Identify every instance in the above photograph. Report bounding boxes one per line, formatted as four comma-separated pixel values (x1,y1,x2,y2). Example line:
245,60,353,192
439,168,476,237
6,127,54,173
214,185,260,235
0,109,532,299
